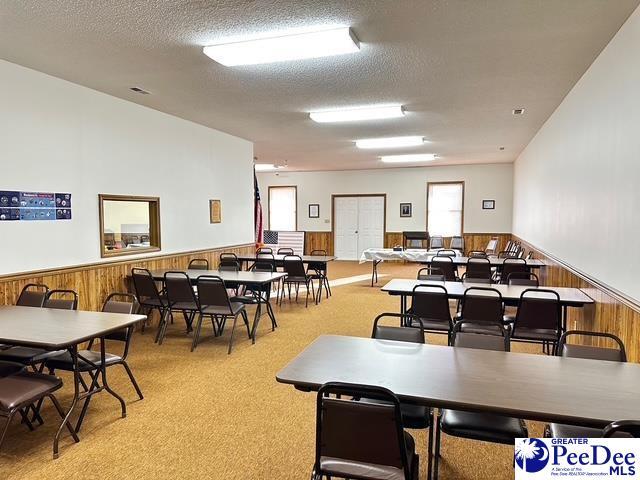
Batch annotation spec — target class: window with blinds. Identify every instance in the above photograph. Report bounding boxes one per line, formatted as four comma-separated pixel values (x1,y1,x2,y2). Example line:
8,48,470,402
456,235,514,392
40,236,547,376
427,182,464,237
268,186,297,231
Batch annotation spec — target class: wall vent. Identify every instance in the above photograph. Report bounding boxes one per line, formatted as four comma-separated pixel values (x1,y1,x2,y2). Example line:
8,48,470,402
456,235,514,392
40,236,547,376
130,87,150,94
512,108,525,115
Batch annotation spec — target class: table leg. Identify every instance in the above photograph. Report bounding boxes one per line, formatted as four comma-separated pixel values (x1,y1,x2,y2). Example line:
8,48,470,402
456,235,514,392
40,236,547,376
99,337,127,419
562,305,568,332
371,260,380,287
53,345,80,459
250,292,262,344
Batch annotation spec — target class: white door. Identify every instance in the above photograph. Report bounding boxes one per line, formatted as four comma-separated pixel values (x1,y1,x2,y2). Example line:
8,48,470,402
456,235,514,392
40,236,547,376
334,196,385,260
357,196,385,255
334,197,359,260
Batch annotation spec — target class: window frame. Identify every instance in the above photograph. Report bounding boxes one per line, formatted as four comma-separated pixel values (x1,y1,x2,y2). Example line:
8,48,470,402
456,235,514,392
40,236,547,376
426,181,465,237
268,185,298,231
98,194,161,258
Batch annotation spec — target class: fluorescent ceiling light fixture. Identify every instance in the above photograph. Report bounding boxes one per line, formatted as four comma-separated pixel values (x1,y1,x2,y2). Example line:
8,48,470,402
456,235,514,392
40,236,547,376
203,27,360,66
309,105,404,123
380,154,437,163
355,136,425,149
254,164,282,171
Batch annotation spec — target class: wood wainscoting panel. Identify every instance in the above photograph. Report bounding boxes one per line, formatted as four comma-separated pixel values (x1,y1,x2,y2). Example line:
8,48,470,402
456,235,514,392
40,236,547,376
385,232,511,253
515,236,640,362
385,232,404,248
0,243,255,311
304,231,333,255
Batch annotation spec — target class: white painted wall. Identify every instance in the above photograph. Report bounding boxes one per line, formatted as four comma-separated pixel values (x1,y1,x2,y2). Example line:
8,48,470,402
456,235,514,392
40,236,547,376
258,163,513,233
0,59,254,275
513,6,640,301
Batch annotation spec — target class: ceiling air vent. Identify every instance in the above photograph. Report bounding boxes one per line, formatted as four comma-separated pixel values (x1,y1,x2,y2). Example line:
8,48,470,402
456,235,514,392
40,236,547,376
129,87,150,94
512,108,525,115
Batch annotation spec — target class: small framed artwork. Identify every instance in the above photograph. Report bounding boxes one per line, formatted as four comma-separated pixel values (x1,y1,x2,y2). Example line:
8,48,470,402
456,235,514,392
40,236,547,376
400,203,412,217
482,200,495,210
209,199,221,223
308,204,320,218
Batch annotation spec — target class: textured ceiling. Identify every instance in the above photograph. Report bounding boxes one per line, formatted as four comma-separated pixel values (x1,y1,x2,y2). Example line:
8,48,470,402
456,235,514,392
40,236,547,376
1,0,638,171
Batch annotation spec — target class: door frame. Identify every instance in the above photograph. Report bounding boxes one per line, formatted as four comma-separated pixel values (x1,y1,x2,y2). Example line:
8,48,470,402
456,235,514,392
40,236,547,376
331,194,387,257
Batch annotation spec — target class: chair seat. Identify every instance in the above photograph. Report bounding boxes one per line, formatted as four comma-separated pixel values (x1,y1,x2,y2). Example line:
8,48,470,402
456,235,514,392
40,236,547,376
169,301,199,311
457,322,506,336
512,328,558,341
283,276,308,283
45,350,122,372
0,361,26,377
139,296,167,308
361,398,431,429
200,302,244,316
0,372,62,411
0,347,64,365
408,317,450,332
319,431,416,480
440,409,527,444
562,344,623,362
548,423,632,439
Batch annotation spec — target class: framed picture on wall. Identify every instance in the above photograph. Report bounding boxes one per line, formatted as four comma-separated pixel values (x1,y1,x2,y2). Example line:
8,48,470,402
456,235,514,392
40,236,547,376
308,204,320,218
400,203,412,217
210,199,222,223
482,200,495,210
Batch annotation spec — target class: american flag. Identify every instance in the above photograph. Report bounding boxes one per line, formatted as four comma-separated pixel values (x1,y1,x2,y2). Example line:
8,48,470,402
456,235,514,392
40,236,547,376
263,230,305,256
254,168,263,244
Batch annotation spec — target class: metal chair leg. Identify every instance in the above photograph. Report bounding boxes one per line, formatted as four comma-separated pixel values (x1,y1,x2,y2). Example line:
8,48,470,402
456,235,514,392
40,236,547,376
0,413,15,452
241,310,251,338
227,314,238,355
427,410,434,480
121,361,144,400
434,412,442,480
191,313,204,352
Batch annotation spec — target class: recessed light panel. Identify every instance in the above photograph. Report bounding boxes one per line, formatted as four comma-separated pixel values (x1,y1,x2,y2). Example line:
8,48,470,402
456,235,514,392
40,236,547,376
380,154,437,163
310,105,404,123
355,136,425,149
203,27,360,66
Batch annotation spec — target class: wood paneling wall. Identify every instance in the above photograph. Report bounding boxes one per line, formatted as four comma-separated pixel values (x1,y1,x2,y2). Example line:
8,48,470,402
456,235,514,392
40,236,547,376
305,231,511,256
0,244,255,311
515,236,640,362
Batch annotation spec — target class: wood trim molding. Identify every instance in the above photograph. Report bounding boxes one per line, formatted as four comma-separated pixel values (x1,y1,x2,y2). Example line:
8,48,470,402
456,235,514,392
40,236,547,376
514,235,640,313
0,242,255,281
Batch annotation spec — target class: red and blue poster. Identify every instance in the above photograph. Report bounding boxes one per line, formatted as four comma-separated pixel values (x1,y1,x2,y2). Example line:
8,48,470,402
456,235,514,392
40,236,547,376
0,191,72,221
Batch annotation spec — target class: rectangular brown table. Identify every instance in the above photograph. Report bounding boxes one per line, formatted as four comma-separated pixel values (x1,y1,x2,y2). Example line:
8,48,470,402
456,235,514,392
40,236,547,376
146,269,287,342
276,335,640,427
0,305,146,458
381,278,594,329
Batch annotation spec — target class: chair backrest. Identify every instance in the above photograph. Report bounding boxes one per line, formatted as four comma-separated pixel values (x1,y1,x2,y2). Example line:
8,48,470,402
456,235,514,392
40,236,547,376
431,256,457,281
102,293,138,342
416,267,445,282
498,250,518,259
164,272,198,305
131,268,164,304
308,250,328,272
315,382,412,480
44,289,79,310
468,250,488,258
460,273,492,284
436,249,457,257
525,251,533,260
277,247,294,255
196,275,233,314
252,262,274,273
429,235,444,249
283,255,306,278
558,330,627,362
452,321,510,351
188,258,210,270
603,420,640,438
485,237,499,254
16,284,49,307
465,257,491,280
450,236,464,251
256,247,272,254
371,313,425,344
218,260,240,272
219,253,237,262
311,249,327,256
507,272,539,287
500,258,529,284
460,287,503,325
410,284,452,326
512,289,561,333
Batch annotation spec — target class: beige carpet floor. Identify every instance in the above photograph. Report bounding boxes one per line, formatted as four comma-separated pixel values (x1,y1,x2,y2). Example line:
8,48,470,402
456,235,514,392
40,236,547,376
1,261,544,479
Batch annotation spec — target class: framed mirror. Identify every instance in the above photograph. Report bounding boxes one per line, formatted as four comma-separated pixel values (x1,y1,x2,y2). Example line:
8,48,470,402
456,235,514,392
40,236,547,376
99,194,161,257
